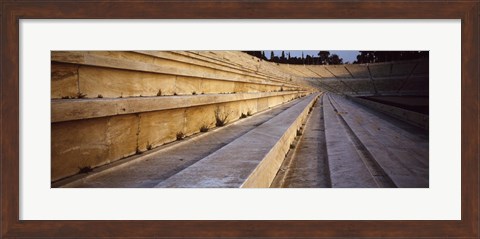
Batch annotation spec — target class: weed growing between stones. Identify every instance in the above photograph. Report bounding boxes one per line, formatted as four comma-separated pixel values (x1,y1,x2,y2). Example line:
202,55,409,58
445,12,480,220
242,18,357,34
135,146,142,155
176,131,185,140
77,92,87,98
214,106,231,127
200,125,210,132
78,166,93,174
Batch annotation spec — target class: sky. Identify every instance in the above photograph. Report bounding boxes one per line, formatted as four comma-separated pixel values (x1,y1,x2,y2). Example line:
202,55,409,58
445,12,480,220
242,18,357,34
267,50,360,63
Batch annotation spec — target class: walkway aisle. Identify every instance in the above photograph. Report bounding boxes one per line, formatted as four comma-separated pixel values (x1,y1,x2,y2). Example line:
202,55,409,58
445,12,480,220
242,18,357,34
272,94,331,188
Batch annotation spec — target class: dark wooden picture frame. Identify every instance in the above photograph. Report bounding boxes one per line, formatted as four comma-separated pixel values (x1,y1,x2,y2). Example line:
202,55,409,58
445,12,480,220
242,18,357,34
1,1,478,238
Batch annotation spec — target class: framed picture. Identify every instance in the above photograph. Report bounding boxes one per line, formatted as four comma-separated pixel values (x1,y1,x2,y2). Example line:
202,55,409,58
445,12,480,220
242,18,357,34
1,1,478,238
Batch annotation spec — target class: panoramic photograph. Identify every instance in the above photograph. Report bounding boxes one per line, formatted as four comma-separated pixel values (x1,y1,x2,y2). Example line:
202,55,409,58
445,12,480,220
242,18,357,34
51,50,429,188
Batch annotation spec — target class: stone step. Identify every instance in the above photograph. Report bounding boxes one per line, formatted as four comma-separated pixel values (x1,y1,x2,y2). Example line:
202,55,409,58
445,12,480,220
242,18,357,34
138,51,296,86
346,95,429,130
155,93,319,188
52,51,298,89
273,92,428,188
323,94,379,188
54,95,312,188
328,94,428,188
52,91,305,122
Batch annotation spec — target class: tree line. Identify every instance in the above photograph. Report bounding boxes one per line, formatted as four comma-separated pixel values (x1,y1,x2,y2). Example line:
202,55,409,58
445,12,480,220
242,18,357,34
243,51,428,65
